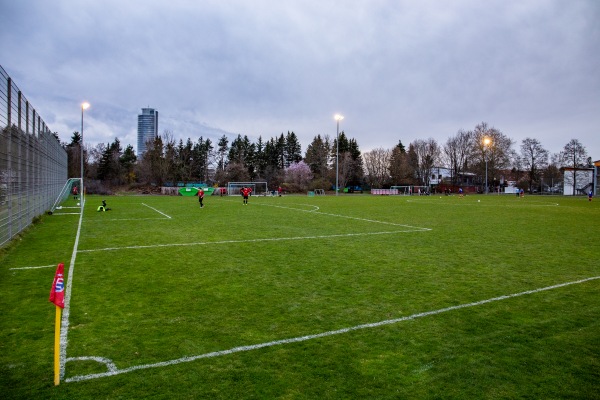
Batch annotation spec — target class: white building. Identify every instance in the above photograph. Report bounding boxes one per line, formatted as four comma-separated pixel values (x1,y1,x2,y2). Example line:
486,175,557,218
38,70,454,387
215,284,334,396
563,167,594,196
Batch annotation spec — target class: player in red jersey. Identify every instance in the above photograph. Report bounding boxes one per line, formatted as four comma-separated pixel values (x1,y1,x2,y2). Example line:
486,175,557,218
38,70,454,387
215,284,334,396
198,188,204,208
241,187,252,205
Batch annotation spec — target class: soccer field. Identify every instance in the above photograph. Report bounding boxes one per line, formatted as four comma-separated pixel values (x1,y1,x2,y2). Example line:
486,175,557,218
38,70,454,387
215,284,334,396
1,193,599,399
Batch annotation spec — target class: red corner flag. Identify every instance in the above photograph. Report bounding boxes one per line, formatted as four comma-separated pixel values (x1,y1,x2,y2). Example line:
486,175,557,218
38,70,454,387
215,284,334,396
49,263,65,309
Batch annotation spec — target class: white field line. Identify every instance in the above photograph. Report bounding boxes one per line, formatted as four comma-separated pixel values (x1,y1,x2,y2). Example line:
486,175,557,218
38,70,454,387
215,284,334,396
87,218,169,222
60,198,86,380
64,275,600,383
9,264,56,270
405,199,560,207
51,213,81,216
252,200,431,230
77,230,427,253
65,197,428,380
141,203,172,219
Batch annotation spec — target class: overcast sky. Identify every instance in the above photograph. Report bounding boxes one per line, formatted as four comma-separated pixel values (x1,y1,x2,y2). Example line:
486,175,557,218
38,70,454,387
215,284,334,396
2,0,599,160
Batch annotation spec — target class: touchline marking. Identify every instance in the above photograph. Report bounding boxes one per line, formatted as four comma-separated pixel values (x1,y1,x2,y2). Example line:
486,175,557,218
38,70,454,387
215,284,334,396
59,198,86,380
141,203,172,219
65,275,600,383
9,264,56,270
78,229,428,253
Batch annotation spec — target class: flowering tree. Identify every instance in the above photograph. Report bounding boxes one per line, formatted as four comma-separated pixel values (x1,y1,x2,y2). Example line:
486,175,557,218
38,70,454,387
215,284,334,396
285,161,313,190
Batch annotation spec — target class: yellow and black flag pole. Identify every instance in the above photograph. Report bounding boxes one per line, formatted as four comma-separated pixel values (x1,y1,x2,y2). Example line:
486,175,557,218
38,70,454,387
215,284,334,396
49,263,65,386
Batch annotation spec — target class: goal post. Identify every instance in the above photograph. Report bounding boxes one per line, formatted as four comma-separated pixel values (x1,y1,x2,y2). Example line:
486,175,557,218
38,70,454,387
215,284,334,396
390,185,431,195
227,182,268,196
49,178,82,215
390,186,412,195
413,186,431,195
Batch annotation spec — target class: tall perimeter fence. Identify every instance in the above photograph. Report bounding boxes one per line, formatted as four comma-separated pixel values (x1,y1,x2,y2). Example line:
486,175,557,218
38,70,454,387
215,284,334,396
0,65,67,247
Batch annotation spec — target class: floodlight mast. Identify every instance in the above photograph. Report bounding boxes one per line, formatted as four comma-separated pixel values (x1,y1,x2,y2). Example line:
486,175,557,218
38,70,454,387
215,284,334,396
335,114,344,196
483,137,491,194
81,102,90,200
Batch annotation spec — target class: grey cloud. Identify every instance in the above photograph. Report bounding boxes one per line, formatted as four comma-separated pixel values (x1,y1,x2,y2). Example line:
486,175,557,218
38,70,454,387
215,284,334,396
1,0,598,158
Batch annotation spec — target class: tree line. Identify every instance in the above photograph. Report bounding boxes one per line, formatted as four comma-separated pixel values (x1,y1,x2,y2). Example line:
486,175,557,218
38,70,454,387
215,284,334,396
64,121,592,194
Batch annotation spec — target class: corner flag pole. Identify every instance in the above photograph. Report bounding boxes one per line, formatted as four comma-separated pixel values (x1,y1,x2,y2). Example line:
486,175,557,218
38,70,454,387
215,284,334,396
53,306,62,385
49,263,65,386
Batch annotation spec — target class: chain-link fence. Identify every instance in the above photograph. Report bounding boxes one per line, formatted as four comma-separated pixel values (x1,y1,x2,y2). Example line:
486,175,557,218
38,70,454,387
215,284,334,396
0,65,68,247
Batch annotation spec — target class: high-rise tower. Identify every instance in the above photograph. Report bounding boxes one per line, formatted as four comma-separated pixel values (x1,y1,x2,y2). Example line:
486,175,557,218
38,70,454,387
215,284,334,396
137,107,158,156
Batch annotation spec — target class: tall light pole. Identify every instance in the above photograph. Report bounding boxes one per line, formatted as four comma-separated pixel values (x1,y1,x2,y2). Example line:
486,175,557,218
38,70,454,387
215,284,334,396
81,102,90,199
334,114,344,196
483,137,491,194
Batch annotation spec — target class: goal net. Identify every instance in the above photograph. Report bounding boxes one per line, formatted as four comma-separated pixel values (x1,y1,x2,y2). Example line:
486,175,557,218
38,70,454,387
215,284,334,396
413,186,431,195
49,178,82,215
227,182,268,196
390,186,413,195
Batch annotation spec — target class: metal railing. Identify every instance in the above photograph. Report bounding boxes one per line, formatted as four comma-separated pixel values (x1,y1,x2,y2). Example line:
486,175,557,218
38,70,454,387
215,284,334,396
0,65,67,247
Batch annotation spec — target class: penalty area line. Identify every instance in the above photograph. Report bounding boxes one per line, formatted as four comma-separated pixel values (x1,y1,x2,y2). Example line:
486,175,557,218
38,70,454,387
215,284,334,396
254,201,430,230
65,275,600,383
77,229,427,253
141,203,172,219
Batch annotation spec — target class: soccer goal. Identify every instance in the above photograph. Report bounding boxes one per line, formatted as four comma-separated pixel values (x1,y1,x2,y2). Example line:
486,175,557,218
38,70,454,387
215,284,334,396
391,186,413,195
48,178,82,215
227,182,269,196
413,186,431,195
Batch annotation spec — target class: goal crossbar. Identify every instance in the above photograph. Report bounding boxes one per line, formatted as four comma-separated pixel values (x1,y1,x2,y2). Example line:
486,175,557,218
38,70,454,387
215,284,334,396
227,182,268,196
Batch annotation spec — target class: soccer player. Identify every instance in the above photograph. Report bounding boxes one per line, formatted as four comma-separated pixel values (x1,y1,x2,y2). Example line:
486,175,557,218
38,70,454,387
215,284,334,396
589,190,593,202
198,188,204,208
72,185,78,200
241,186,251,205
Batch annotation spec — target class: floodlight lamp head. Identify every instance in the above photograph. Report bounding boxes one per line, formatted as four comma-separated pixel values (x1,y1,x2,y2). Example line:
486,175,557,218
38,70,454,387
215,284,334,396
82,102,90,110
334,114,344,121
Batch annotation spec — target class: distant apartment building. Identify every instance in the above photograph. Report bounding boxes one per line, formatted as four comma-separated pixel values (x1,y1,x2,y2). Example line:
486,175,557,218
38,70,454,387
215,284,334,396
137,107,158,156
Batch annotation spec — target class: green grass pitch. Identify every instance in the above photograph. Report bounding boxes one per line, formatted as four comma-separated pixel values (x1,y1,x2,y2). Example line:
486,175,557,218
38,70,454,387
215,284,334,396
1,193,599,399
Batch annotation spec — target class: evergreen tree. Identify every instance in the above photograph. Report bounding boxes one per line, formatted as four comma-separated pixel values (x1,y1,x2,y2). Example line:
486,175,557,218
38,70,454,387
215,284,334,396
217,135,229,171
67,131,83,178
120,144,137,184
304,135,330,178
285,131,302,167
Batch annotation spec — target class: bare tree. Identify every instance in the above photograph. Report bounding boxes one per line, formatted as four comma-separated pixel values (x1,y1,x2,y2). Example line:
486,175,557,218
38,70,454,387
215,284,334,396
471,122,513,190
520,138,548,192
560,139,588,195
409,138,440,186
336,152,353,189
443,129,472,186
363,147,391,188
543,153,563,192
